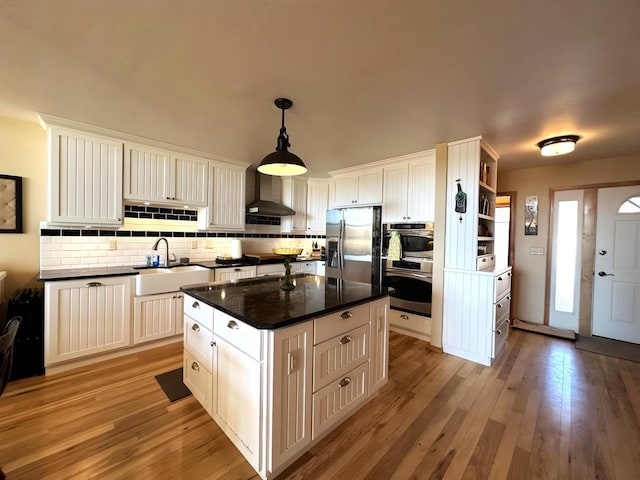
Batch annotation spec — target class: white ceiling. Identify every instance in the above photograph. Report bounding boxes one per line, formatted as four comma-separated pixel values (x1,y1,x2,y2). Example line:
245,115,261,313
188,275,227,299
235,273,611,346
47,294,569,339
1,0,639,176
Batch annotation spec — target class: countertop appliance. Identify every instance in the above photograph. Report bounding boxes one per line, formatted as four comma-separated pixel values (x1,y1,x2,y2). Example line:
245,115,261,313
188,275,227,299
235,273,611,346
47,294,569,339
325,206,382,285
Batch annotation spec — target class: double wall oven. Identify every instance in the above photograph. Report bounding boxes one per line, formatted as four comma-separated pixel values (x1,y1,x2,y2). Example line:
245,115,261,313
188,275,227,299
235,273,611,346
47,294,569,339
382,223,434,317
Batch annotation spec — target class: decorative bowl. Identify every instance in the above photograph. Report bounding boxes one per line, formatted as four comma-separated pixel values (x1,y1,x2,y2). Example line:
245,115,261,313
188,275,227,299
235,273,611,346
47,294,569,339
273,247,303,256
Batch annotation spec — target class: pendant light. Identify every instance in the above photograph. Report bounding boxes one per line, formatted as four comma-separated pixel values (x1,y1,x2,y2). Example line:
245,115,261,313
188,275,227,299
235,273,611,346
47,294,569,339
258,98,307,176
537,135,580,156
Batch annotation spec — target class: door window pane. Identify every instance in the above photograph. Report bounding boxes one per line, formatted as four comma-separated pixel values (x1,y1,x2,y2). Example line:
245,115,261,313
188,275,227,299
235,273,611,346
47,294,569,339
618,196,640,213
554,201,579,313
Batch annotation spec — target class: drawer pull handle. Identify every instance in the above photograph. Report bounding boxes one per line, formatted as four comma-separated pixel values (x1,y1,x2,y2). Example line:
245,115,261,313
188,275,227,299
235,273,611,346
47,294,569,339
191,323,200,332
496,328,502,335
497,276,503,281
191,362,199,372
507,295,511,300
340,311,353,320
234,268,242,272
497,303,503,309
85,281,102,287
339,377,351,388
227,320,239,330
339,335,352,345
192,301,200,309
506,319,511,324
400,314,409,320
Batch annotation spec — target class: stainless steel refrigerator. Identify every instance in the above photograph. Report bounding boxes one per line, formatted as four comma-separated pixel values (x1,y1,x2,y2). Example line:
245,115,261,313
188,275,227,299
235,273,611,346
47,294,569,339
325,206,382,284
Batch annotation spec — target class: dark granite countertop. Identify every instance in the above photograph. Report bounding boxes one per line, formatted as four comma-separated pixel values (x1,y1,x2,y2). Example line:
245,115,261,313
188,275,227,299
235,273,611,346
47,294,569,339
181,274,390,329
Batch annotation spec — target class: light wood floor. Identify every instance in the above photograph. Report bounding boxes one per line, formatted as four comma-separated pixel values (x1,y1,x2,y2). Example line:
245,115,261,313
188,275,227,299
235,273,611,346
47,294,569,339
2,329,640,479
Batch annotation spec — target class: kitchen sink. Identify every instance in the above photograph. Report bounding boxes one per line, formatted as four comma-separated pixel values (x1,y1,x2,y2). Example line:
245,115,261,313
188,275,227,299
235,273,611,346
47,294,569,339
134,264,211,295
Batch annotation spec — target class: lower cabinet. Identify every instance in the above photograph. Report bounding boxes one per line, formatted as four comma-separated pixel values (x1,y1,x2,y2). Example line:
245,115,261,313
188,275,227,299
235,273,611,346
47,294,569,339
215,266,257,282
133,292,184,344
44,276,133,366
183,294,389,480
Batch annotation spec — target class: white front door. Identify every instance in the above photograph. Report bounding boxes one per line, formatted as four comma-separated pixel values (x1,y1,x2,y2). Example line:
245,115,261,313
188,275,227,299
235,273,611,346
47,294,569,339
592,185,640,343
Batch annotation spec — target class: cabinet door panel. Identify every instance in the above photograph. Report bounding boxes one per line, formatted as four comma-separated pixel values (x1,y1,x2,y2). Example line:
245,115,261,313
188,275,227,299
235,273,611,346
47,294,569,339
173,154,208,206
357,171,383,205
214,336,261,468
184,350,212,415
382,165,408,223
50,129,123,225
123,143,172,202
333,178,356,207
282,178,307,233
209,164,246,229
407,156,435,221
306,180,329,234
369,298,389,393
133,293,176,344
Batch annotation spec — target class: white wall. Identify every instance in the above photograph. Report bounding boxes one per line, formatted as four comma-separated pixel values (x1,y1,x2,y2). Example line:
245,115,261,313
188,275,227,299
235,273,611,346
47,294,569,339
499,153,640,324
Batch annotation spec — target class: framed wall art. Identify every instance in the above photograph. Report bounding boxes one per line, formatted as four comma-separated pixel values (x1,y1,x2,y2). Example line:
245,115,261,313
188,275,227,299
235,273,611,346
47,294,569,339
525,194,538,235
0,174,23,233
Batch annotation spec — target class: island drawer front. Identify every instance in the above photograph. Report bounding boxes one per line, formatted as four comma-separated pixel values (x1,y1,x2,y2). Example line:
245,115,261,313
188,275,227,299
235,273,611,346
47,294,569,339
184,294,214,330
184,315,214,366
214,309,263,360
495,271,512,299
494,294,511,328
493,316,509,359
388,309,432,336
312,361,369,440
313,324,370,392
183,350,212,415
314,303,370,345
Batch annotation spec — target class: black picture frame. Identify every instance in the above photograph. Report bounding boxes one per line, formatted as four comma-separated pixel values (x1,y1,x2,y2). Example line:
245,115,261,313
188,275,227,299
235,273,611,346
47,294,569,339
0,174,23,233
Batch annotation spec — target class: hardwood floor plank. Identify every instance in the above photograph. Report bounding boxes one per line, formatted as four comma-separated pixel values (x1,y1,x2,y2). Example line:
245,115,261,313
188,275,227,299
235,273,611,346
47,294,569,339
1,330,639,479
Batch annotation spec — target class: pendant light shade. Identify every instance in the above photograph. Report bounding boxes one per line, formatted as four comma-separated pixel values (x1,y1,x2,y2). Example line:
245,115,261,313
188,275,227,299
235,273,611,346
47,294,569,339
537,135,580,157
258,98,307,176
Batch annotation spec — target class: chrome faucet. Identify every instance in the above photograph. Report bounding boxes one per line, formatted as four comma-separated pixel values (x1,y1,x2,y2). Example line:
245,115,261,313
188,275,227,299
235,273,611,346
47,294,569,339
151,237,170,267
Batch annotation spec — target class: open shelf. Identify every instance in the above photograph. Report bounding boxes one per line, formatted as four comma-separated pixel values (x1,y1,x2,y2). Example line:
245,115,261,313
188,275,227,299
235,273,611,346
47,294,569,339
478,213,494,221
478,236,494,242
478,181,495,193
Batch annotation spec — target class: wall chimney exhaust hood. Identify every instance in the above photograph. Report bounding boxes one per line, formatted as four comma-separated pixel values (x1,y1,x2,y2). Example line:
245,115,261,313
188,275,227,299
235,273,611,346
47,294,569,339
246,172,295,216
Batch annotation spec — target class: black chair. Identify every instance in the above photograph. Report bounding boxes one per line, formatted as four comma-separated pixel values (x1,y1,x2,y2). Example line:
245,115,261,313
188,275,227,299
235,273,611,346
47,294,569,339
0,316,21,480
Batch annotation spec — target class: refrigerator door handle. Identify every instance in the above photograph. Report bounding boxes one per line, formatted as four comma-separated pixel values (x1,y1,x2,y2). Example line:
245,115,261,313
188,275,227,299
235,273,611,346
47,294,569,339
338,219,345,272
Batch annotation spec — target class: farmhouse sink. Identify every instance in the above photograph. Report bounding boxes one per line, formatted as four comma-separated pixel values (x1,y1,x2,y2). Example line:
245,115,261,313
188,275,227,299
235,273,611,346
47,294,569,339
135,265,211,295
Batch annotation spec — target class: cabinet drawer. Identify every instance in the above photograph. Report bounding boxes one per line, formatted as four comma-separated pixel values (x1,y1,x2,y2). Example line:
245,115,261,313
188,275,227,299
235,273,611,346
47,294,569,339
312,361,369,440
313,324,370,392
477,254,495,271
214,309,263,361
183,350,212,414
183,294,214,331
493,317,509,359
184,315,214,366
495,270,512,299
388,309,432,337
314,303,370,345
494,294,511,328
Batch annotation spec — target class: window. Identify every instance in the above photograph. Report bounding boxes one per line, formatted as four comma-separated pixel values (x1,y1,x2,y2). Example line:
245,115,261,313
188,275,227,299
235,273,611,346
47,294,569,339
618,196,640,213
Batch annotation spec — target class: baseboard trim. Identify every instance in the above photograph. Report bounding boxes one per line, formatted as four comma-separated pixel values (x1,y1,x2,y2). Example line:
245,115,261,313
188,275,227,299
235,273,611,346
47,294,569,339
512,318,576,340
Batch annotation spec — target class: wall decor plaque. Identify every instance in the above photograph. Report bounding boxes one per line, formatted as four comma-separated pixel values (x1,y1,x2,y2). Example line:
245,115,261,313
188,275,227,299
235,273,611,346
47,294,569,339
0,174,23,233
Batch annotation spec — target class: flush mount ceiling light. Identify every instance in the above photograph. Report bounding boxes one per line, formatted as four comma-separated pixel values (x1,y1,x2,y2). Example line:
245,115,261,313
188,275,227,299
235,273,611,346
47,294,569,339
537,135,580,157
257,98,307,176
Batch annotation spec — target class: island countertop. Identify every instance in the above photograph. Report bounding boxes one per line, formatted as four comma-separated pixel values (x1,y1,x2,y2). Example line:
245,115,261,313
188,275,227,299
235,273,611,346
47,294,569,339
181,274,391,329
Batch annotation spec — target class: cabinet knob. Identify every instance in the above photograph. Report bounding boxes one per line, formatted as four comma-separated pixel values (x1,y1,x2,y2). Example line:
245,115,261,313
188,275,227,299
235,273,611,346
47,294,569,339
497,303,503,309
339,335,352,345
192,301,200,309
400,314,409,320
210,341,216,347
496,329,503,335
191,323,200,332
340,311,353,320
166,196,171,200
191,361,200,371
227,320,239,330
338,377,351,388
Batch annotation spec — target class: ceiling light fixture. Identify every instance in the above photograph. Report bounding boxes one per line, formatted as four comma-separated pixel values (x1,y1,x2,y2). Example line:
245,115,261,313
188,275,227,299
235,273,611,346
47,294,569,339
537,135,580,157
258,98,307,176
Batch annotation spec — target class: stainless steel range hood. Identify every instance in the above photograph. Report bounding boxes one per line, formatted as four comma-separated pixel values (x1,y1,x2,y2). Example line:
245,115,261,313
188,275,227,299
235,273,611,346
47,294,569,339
246,172,295,216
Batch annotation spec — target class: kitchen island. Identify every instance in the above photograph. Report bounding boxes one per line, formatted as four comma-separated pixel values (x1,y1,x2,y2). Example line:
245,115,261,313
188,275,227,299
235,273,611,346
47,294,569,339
181,274,390,480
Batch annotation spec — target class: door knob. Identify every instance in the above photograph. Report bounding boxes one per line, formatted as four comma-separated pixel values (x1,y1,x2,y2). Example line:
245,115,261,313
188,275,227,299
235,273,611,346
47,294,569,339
598,271,614,277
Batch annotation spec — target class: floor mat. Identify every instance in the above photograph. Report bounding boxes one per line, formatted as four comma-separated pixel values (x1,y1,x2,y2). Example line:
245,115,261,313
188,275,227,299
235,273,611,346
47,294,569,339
575,335,640,363
155,368,192,402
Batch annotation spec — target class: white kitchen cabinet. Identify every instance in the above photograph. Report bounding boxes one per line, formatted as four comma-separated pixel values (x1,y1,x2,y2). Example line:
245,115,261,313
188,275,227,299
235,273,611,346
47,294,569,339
306,179,330,234
202,162,246,230
369,298,389,393
281,177,308,233
44,276,133,366
183,349,213,415
271,321,313,468
315,261,326,276
132,292,183,344
123,143,208,207
331,169,383,208
48,127,124,226
382,151,435,223
215,266,257,282
292,261,316,274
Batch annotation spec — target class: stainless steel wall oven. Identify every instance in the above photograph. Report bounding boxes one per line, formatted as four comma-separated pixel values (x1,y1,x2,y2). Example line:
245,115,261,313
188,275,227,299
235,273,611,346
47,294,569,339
382,258,432,317
383,223,434,259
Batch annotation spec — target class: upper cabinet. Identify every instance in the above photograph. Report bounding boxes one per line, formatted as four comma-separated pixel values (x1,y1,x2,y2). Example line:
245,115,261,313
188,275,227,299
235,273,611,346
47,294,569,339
331,168,383,208
382,151,435,223
201,162,246,231
306,179,330,234
123,143,208,207
281,177,308,233
444,136,499,271
48,127,124,226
